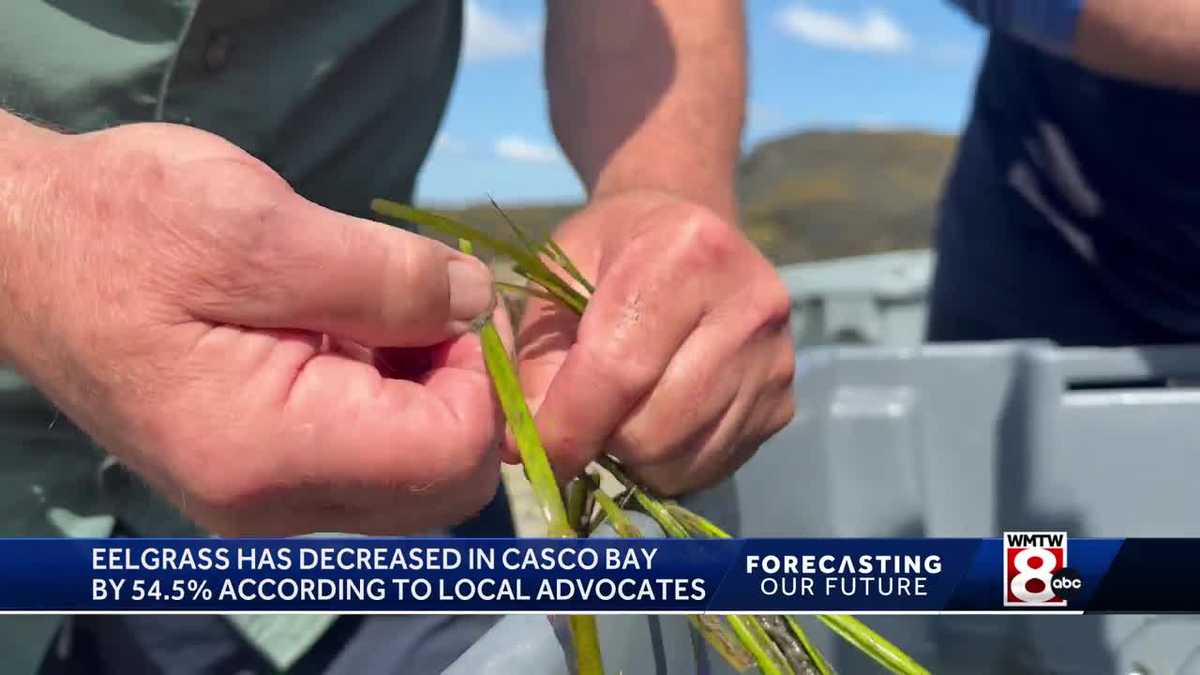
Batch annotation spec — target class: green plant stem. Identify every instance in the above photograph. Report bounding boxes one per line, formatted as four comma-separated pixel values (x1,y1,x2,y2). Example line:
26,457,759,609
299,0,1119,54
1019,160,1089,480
727,615,792,675
784,617,834,675
566,478,591,533
479,320,574,538
512,264,588,315
494,281,560,304
374,199,589,314
597,459,690,539
569,615,605,675
817,615,929,675
665,503,730,539
589,484,644,538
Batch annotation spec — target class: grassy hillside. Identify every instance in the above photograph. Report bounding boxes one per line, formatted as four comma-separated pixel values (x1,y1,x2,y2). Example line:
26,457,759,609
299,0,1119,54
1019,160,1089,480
433,129,958,266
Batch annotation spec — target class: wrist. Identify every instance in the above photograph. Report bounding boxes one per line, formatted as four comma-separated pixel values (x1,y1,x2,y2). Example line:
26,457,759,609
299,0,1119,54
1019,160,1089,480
0,112,66,363
575,188,742,249
591,171,738,224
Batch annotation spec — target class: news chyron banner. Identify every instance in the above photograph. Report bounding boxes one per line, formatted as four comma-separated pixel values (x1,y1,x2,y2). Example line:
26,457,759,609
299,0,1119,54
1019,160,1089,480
0,533,1193,613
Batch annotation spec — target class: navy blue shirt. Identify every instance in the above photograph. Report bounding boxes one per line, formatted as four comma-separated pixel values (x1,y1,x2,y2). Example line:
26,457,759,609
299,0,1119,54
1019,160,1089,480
931,35,1200,344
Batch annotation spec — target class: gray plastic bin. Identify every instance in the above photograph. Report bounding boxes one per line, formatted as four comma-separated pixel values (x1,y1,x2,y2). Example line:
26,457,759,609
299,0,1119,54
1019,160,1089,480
448,341,1200,674
781,250,932,347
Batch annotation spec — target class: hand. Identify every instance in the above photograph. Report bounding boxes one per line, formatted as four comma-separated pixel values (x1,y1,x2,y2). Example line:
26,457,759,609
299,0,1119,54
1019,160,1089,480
514,190,795,495
0,120,501,535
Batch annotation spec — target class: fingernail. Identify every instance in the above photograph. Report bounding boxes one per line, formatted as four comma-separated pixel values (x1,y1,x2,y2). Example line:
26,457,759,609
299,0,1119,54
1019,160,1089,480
448,256,495,327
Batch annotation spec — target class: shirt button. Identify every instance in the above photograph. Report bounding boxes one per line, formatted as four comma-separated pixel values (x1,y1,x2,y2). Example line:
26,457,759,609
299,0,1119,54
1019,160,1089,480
204,31,234,72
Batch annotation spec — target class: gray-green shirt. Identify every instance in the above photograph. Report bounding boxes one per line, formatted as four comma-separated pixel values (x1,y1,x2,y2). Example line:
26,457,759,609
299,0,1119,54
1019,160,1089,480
0,1,461,671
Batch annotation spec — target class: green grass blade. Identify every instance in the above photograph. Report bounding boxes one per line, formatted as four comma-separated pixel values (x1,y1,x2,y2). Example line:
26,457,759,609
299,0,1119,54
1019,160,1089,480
727,615,793,675
494,281,559,305
542,237,595,294
373,199,590,314
456,237,572,535
817,615,928,675
488,196,540,256
784,617,834,675
487,195,595,296
511,264,588,315
459,235,603,674
373,199,535,268
588,483,644,539
596,458,689,538
665,503,732,539
689,616,757,672
566,478,591,533
568,615,605,675
479,320,573,538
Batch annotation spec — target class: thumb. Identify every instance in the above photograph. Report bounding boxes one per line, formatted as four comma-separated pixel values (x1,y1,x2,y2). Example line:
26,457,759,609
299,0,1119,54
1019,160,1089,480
195,197,496,347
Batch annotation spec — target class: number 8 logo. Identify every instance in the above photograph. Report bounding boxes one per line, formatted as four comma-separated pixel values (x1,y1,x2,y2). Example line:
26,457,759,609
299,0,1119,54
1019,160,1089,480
1010,548,1058,604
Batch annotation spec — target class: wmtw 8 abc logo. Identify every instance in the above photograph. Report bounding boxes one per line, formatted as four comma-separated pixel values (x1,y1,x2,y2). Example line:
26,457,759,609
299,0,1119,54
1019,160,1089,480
1003,531,1082,607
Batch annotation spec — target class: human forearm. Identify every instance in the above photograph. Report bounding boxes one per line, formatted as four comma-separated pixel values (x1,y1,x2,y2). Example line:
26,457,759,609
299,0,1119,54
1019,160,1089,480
0,110,63,364
545,0,745,220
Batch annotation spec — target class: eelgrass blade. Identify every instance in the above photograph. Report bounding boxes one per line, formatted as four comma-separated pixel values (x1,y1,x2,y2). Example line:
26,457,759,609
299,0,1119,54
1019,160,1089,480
665,503,898,674
566,478,592,533
568,615,605,675
542,238,596,295
375,199,533,269
458,238,603,675
488,196,541,261
690,616,757,673
486,195,596,297
465,240,573,540
587,483,758,672
495,281,560,305
373,199,590,315
480,321,573,537
588,483,644,539
512,265,588,315
816,616,928,675
597,458,689,538
727,615,794,675
784,617,835,675
759,616,822,675
665,503,731,539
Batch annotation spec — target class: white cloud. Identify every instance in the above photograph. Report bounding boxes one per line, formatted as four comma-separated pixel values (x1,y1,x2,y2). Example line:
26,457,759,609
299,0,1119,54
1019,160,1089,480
463,0,541,63
775,3,911,54
494,135,562,164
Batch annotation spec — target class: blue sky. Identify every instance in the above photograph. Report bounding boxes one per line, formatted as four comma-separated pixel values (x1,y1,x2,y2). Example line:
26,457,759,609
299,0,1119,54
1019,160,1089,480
417,0,987,206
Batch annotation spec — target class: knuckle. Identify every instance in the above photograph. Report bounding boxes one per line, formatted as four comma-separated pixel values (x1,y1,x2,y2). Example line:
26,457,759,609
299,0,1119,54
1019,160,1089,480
640,470,691,498
676,209,739,268
615,426,688,466
582,339,659,404
772,347,797,390
385,236,450,327
757,278,794,326
767,394,796,437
